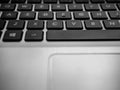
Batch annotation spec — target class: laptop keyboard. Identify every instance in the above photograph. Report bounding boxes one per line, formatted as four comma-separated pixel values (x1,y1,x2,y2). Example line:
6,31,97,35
0,0,120,42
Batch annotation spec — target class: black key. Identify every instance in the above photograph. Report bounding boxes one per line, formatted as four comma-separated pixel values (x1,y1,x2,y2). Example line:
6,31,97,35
7,20,25,30
85,20,102,29
68,4,83,11
0,4,16,11
35,4,49,11
91,11,107,20
25,30,43,41
85,4,100,11
66,20,83,30
11,0,26,3
103,20,120,29
27,20,44,30
0,0,10,3
56,12,71,20
17,4,33,11
3,31,23,42
101,4,116,11
44,0,57,3
106,0,120,3
52,4,66,11
27,0,41,3
0,20,6,30
47,20,63,30
59,0,73,3
109,11,120,19
20,12,36,20
74,12,89,20
75,0,89,3
46,30,120,41
1,12,18,20
38,12,53,20
91,0,105,3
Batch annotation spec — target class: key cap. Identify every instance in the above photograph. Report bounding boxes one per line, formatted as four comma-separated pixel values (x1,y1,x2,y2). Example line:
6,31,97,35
85,4,100,11
20,12,36,20
74,12,89,20
52,4,66,11
0,4,16,11
91,0,105,3
0,20,6,30
27,20,44,30
101,4,116,11
44,0,57,3
68,4,83,11
91,11,107,20
3,31,23,42
17,4,33,11
35,4,49,11
1,12,18,20
85,20,102,29
47,20,63,30
75,0,89,3
59,0,73,3
38,12,53,20
27,0,41,3
11,0,26,3
66,20,83,30
0,0,10,3
108,11,120,19
25,30,43,41
56,12,71,20
46,30,120,41
7,20,25,30
103,20,120,29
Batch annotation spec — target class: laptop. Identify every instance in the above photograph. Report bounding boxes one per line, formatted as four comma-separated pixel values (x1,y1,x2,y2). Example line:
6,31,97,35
0,0,120,90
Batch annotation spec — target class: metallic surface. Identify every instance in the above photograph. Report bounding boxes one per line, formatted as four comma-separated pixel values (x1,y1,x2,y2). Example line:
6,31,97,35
0,46,120,90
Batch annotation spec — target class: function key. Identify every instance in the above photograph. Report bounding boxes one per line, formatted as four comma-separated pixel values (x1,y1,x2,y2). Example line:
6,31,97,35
75,0,89,3
84,4,100,11
27,0,41,3
7,20,25,30
108,11,120,19
44,0,57,3
101,4,116,11
1,12,18,20
19,12,36,20
52,4,66,11
0,4,16,11
17,4,33,11
103,20,120,29
68,4,83,11
56,12,71,20
27,20,44,30
59,0,73,3
38,12,53,20
11,0,26,3
85,20,102,29
74,12,90,20
66,20,83,30
25,30,43,41
47,20,63,30
91,11,108,20
35,4,49,11
0,0,10,3
0,20,6,30
3,31,23,42
91,0,105,3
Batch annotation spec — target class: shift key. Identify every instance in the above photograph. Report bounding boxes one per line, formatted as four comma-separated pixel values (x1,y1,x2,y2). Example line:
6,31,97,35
46,30,120,41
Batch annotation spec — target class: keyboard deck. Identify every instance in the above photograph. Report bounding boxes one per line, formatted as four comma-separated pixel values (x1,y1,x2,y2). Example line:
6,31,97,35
0,0,120,42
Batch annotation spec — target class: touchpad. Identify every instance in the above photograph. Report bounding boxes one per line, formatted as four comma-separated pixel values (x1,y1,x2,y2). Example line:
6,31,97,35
48,54,120,90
